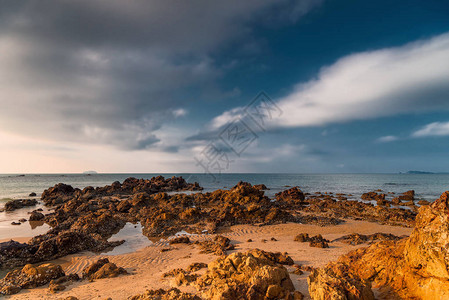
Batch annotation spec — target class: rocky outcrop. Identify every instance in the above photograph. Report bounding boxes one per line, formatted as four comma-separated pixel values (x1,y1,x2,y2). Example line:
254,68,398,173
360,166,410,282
333,232,402,246
0,231,123,270
41,176,202,206
308,262,374,300
29,210,45,221
309,191,449,299
392,190,415,205
303,196,416,227
130,288,201,300
1,199,37,212
82,258,127,281
275,187,306,206
195,236,235,256
196,249,300,300
294,234,329,248
41,183,76,206
0,263,65,295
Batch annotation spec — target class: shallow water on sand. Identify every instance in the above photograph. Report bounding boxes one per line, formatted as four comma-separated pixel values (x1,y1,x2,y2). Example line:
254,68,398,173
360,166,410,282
103,222,153,256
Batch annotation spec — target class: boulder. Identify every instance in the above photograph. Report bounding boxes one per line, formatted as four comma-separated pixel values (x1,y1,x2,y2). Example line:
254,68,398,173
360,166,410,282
308,262,374,300
276,187,306,205
195,235,234,256
29,211,45,221
0,263,65,295
3,199,38,211
82,258,127,281
197,249,296,300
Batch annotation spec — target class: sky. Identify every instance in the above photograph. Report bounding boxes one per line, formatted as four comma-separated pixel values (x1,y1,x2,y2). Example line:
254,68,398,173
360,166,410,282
1,0,449,173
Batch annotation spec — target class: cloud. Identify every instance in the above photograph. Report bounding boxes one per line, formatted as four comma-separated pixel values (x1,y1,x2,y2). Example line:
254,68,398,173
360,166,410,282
377,135,398,143
172,109,188,118
0,0,321,150
412,121,449,137
208,32,449,132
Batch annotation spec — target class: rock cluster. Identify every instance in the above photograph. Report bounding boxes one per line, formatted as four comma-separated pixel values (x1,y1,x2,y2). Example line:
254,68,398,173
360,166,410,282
0,199,37,212
41,176,202,206
0,232,123,270
130,288,201,300
333,232,401,246
196,249,301,300
0,263,65,295
294,234,329,248
195,236,235,256
308,191,449,299
308,262,374,300
82,258,127,281
302,196,416,227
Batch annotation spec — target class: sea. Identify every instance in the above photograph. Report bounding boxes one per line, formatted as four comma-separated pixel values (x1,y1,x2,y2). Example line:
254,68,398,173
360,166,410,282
0,173,448,249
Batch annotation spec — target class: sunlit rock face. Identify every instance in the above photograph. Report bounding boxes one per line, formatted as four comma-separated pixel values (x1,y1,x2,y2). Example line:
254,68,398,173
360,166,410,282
308,191,449,300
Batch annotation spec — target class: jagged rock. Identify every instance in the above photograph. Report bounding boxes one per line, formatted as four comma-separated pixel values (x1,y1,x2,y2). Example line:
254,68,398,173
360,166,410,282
3,199,38,211
308,262,374,300
417,199,430,205
0,232,124,270
169,236,191,244
294,234,329,248
361,191,385,202
48,274,80,293
130,288,201,300
254,184,269,190
310,191,449,299
392,190,415,205
187,262,208,272
333,232,401,246
303,197,416,227
195,236,235,256
82,258,127,281
0,263,65,295
196,249,296,299
41,183,76,206
276,187,306,206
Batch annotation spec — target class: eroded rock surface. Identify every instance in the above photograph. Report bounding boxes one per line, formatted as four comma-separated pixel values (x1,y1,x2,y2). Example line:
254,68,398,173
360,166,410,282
0,263,65,295
130,288,201,300
1,199,37,212
309,191,449,299
197,249,299,300
82,258,127,281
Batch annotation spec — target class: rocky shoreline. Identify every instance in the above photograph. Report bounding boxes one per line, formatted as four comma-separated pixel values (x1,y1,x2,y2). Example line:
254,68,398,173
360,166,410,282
0,176,445,299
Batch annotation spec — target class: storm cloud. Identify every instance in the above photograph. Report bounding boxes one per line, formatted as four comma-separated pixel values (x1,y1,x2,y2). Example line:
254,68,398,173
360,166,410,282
0,0,321,150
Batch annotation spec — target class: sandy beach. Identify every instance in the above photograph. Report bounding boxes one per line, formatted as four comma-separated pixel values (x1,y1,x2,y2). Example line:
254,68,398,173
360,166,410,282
4,220,411,299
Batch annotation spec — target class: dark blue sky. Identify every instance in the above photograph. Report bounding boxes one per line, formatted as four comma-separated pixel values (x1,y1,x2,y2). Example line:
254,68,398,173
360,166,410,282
0,0,449,173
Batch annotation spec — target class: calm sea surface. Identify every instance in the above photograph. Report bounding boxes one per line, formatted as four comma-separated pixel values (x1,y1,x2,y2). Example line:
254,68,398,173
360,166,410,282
0,173,448,242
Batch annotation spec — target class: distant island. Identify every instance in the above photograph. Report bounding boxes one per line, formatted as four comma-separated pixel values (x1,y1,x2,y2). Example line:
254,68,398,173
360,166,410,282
82,171,98,174
400,171,449,174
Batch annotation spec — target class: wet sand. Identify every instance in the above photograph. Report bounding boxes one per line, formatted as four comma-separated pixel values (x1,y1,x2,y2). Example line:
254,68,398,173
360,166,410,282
5,219,412,300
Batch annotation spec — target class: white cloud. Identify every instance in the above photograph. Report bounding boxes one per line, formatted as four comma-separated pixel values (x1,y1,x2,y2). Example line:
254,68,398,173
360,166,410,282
412,121,449,137
377,135,398,143
210,32,449,131
172,108,188,118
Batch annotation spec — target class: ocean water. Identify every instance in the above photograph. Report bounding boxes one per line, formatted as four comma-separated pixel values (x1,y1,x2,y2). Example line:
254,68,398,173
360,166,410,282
1,173,448,201
1,173,448,242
